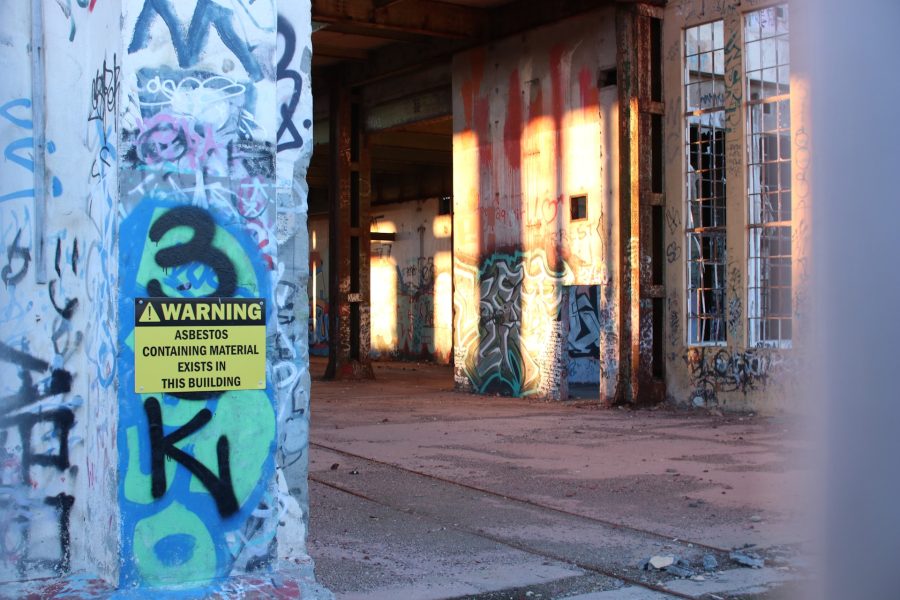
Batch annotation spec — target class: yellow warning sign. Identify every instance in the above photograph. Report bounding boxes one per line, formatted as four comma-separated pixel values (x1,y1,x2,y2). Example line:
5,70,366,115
134,297,266,394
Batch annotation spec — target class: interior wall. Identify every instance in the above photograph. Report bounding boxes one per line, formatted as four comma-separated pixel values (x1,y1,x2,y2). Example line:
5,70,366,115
661,0,810,413
309,197,453,364
1,3,318,588
451,8,620,400
370,198,453,364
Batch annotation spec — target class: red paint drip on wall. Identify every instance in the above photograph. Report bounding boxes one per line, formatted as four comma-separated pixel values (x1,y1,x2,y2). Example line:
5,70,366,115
529,80,544,122
89,0,97,11
461,49,486,129
550,45,566,125
474,98,492,165
504,69,522,171
578,67,599,109
475,95,494,255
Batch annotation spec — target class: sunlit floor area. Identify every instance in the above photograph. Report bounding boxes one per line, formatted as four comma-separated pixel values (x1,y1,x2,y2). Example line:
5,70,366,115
285,359,812,600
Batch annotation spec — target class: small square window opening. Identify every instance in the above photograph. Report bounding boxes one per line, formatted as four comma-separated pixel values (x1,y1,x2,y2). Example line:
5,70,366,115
570,195,587,221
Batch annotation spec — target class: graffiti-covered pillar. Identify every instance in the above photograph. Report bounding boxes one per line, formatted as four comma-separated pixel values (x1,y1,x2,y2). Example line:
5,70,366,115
2,0,326,595
325,75,374,380
115,0,325,594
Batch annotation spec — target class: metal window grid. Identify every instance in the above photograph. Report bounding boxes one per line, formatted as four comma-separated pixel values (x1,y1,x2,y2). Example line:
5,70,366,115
684,20,727,345
745,5,792,346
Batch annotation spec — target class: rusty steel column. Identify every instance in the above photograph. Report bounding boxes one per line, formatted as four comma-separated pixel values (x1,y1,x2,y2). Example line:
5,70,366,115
325,75,374,380
616,4,666,404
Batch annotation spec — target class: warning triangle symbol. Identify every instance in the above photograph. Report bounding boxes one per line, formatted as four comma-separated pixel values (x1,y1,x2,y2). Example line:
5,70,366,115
139,302,161,323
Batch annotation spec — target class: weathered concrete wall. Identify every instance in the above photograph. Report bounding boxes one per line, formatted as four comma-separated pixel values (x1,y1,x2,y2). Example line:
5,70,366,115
661,0,809,412
1,0,121,582
451,9,620,400
2,0,320,592
370,199,452,364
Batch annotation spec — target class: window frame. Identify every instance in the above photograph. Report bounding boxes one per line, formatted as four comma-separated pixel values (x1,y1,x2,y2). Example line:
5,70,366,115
743,3,793,349
682,18,729,347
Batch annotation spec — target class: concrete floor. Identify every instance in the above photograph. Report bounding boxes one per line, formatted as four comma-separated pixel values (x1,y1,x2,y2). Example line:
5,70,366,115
287,359,813,600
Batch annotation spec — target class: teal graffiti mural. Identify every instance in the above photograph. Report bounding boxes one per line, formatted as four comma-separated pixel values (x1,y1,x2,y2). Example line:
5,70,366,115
117,200,275,587
454,251,567,397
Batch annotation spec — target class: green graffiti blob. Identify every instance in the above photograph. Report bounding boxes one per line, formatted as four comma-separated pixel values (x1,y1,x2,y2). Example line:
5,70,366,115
186,389,274,503
122,204,276,585
123,393,274,508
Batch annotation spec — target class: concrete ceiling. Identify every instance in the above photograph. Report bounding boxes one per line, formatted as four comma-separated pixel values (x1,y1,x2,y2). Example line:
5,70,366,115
307,0,663,205
309,0,654,72
311,0,513,68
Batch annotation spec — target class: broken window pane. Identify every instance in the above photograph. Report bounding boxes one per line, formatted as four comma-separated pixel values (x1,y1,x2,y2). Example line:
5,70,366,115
684,20,727,345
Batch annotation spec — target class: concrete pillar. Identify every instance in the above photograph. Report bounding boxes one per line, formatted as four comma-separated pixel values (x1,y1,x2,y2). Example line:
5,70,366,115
0,0,328,595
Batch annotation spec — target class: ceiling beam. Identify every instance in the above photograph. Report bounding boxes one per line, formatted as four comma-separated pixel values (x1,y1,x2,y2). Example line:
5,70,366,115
365,86,452,131
312,0,489,40
316,0,667,87
323,1,619,87
488,0,655,40
312,44,370,61
371,145,451,166
315,21,426,43
373,0,408,8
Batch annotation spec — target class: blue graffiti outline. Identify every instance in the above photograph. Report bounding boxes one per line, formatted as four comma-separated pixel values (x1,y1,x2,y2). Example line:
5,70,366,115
128,0,263,81
117,199,274,588
0,98,64,203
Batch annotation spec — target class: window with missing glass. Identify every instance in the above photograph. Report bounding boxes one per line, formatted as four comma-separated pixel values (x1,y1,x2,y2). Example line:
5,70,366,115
570,195,587,221
684,20,727,344
438,195,452,215
745,5,792,346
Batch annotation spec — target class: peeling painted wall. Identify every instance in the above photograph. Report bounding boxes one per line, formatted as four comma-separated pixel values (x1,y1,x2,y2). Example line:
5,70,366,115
2,0,318,591
662,0,809,412
451,9,620,400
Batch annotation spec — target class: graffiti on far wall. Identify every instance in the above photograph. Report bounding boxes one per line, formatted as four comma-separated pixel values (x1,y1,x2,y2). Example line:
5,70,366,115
566,286,602,385
684,346,793,405
455,250,568,398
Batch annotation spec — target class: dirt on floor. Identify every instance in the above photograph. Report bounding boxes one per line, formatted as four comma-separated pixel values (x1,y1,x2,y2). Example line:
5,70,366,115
285,359,813,600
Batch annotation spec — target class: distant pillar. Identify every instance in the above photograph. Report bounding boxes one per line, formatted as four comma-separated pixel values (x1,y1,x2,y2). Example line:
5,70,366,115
616,3,667,404
326,75,374,380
